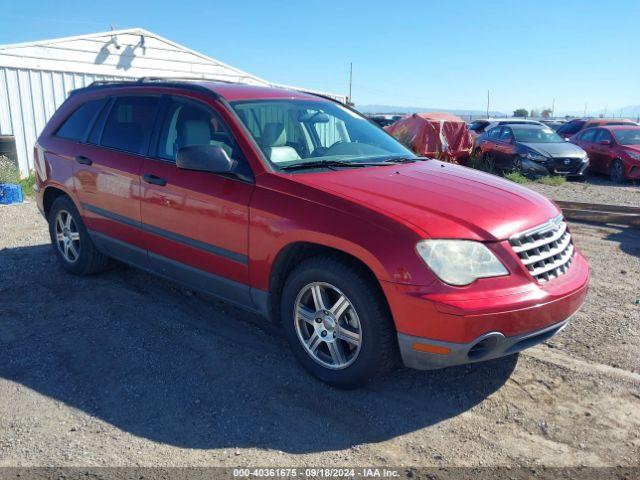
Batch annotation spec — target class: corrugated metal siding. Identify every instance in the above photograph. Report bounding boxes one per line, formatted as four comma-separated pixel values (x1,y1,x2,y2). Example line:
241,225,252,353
0,67,131,176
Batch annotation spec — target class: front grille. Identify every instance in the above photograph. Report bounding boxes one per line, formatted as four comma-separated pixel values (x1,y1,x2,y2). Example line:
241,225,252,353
550,158,582,174
509,215,574,283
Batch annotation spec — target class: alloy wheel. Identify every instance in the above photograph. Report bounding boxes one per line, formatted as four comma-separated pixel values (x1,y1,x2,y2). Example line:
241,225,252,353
294,282,362,370
512,157,523,173
54,210,81,263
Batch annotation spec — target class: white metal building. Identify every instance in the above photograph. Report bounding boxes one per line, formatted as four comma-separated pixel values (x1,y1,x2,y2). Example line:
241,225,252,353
0,28,345,177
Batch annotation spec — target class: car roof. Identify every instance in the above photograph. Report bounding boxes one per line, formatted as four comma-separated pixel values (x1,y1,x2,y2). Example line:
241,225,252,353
503,123,550,129
73,79,324,102
598,124,640,130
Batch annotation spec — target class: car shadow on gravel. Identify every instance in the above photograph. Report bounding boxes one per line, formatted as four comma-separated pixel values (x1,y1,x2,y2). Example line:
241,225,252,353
0,244,517,454
605,227,640,258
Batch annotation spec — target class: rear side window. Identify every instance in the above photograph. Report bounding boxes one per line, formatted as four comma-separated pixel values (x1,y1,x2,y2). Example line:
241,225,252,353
55,99,106,142
100,96,160,155
499,127,514,141
579,129,597,142
558,120,585,135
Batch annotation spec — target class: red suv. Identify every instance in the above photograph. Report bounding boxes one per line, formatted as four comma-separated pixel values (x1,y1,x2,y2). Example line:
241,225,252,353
556,118,638,139
570,125,640,182
34,79,589,387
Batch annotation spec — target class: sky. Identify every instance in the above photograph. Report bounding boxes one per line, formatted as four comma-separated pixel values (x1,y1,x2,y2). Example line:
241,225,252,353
0,0,638,115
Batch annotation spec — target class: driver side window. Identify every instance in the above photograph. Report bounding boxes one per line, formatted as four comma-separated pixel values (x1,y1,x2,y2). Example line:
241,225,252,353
157,98,241,163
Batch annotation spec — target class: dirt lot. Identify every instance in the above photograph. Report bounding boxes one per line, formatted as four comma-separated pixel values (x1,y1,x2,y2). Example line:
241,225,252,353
0,198,638,469
527,175,640,207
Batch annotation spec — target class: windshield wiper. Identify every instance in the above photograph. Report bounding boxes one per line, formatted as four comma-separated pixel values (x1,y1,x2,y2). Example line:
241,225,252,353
280,160,372,171
383,156,428,163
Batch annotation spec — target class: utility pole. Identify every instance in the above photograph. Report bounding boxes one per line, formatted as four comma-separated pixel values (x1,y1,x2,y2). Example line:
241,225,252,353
584,103,588,117
604,105,608,117
551,98,555,118
486,90,490,117
348,62,353,105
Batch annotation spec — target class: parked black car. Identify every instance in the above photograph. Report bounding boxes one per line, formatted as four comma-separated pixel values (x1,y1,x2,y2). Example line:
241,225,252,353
367,114,403,128
474,124,589,177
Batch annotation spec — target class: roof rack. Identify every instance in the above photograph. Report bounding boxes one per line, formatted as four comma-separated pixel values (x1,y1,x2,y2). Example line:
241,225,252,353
88,77,244,87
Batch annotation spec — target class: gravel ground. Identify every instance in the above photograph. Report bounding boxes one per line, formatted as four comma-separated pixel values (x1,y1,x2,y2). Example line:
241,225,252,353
0,201,638,470
526,174,640,207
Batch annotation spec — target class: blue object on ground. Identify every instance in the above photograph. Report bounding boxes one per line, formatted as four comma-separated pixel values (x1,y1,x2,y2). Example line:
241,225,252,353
0,183,24,204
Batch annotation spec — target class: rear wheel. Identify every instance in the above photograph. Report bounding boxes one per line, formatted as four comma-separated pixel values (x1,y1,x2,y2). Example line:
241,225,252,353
280,256,398,388
48,196,110,275
610,159,625,184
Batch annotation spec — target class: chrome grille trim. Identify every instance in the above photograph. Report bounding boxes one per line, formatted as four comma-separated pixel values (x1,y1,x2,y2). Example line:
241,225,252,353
509,215,575,283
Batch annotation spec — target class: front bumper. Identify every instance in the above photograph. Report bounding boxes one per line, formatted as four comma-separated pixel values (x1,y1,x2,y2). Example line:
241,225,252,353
398,317,570,370
383,249,589,370
522,156,589,178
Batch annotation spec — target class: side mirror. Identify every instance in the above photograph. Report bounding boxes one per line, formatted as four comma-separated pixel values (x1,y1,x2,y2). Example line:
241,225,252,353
176,145,234,173
599,139,611,146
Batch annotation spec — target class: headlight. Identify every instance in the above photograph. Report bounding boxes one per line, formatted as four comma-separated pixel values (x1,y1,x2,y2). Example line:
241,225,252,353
625,150,640,161
416,240,508,286
522,151,547,162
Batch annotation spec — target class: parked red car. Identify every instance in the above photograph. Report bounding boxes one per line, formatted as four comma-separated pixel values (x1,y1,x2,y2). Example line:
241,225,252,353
556,118,638,139
34,79,589,387
570,125,640,182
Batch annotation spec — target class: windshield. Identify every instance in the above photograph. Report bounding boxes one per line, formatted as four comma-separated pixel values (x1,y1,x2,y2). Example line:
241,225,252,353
230,99,414,169
512,127,564,144
613,129,640,145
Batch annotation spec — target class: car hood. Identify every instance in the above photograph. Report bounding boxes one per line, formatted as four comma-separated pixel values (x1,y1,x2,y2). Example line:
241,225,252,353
292,161,560,241
520,141,586,158
621,144,640,153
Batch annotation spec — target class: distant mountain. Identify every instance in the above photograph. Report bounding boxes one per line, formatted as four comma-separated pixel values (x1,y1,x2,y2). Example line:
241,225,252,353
557,104,640,119
356,104,505,118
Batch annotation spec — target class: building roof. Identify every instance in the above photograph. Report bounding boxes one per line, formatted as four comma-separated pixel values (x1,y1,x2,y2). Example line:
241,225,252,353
0,28,346,102
0,28,270,85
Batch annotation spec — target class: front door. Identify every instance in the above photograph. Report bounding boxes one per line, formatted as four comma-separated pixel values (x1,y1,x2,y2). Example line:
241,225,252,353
139,95,255,307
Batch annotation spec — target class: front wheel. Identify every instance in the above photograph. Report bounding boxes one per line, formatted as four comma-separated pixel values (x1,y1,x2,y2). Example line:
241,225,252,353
280,256,398,388
511,156,523,173
610,159,625,184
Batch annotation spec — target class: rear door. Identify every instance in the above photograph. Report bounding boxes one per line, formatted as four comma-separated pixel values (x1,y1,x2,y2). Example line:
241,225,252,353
573,128,597,167
479,126,501,162
591,129,616,173
139,95,255,307
495,127,516,168
74,95,161,262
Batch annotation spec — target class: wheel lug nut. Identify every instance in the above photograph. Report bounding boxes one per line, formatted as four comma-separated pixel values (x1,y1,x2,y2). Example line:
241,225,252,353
333,332,336,338
315,317,322,323
321,331,327,338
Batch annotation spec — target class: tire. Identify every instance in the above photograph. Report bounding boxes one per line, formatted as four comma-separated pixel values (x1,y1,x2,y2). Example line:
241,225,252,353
280,256,398,388
511,156,523,173
48,196,110,275
610,159,625,184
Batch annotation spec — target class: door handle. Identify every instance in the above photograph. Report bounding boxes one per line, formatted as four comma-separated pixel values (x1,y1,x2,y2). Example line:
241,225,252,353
75,155,92,165
142,173,167,186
